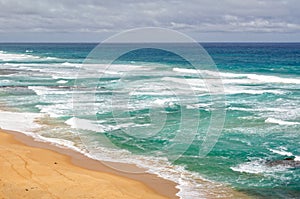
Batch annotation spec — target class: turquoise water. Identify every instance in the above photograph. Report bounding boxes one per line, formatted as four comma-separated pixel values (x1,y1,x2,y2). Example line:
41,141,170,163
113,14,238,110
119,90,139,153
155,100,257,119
0,43,299,198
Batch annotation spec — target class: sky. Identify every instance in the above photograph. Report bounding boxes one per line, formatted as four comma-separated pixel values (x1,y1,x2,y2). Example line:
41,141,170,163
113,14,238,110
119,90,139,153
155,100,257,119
0,0,299,42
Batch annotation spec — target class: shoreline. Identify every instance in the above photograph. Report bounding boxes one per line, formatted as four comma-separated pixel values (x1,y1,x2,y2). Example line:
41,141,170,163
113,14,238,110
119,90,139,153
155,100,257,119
0,128,253,199
0,128,179,198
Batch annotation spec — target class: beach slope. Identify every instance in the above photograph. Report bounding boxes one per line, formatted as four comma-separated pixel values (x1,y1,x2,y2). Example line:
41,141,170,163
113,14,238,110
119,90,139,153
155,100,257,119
0,130,168,199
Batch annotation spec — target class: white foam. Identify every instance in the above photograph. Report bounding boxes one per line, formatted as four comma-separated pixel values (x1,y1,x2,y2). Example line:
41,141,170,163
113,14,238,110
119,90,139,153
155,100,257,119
65,117,106,132
38,136,81,152
29,86,56,96
0,51,41,61
46,57,56,60
225,88,285,95
0,111,42,133
36,103,72,118
2,63,20,67
227,107,252,112
269,148,300,161
173,68,201,74
130,91,175,96
3,63,76,69
231,160,289,174
186,103,211,110
36,101,109,118
51,75,77,80
269,149,293,156
85,145,215,199
51,63,150,79
82,63,154,76
0,111,85,155
265,118,300,125
163,77,285,95
162,76,206,87
232,148,300,175
173,68,300,84
65,117,133,133
29,86,76,96
247,74,300,84
162,77,285,95
228,107,289,113
56,80,68,84
152,98,178,107
61,62,81,68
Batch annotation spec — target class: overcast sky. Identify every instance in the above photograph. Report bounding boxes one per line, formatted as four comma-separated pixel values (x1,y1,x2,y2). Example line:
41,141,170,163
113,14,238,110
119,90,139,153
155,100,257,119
0,0,299,42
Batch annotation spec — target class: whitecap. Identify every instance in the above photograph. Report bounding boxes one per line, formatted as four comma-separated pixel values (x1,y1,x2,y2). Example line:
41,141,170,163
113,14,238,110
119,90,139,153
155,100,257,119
65,117,133,133
0,51,59,62
65,117,107,132
269,148,300,161
56,80,68,84
61,62,81,68
173,68,300,84
265,118,300,125
269,148,294,157
0,51,41,61
231,159,290,174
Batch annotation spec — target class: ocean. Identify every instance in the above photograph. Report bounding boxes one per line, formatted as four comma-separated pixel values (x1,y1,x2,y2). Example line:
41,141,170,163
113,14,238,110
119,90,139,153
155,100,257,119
0,43,299,198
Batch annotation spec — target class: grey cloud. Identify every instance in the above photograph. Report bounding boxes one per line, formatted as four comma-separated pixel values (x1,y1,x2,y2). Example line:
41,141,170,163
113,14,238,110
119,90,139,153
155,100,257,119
0,0,299,35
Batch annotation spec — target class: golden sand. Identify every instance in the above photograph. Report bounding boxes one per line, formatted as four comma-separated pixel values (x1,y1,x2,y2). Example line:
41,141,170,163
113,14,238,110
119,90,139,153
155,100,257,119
0,130,176,199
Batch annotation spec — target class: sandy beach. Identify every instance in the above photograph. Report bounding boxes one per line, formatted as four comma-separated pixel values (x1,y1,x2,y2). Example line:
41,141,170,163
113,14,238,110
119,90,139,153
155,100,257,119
0,129,179,199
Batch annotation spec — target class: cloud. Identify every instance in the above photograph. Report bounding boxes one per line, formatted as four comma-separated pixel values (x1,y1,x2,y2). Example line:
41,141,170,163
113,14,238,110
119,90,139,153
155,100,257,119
0,0,299,41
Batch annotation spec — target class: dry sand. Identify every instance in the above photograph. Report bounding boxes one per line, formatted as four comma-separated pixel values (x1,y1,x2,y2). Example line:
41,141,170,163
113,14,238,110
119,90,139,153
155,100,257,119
0,130,178,199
